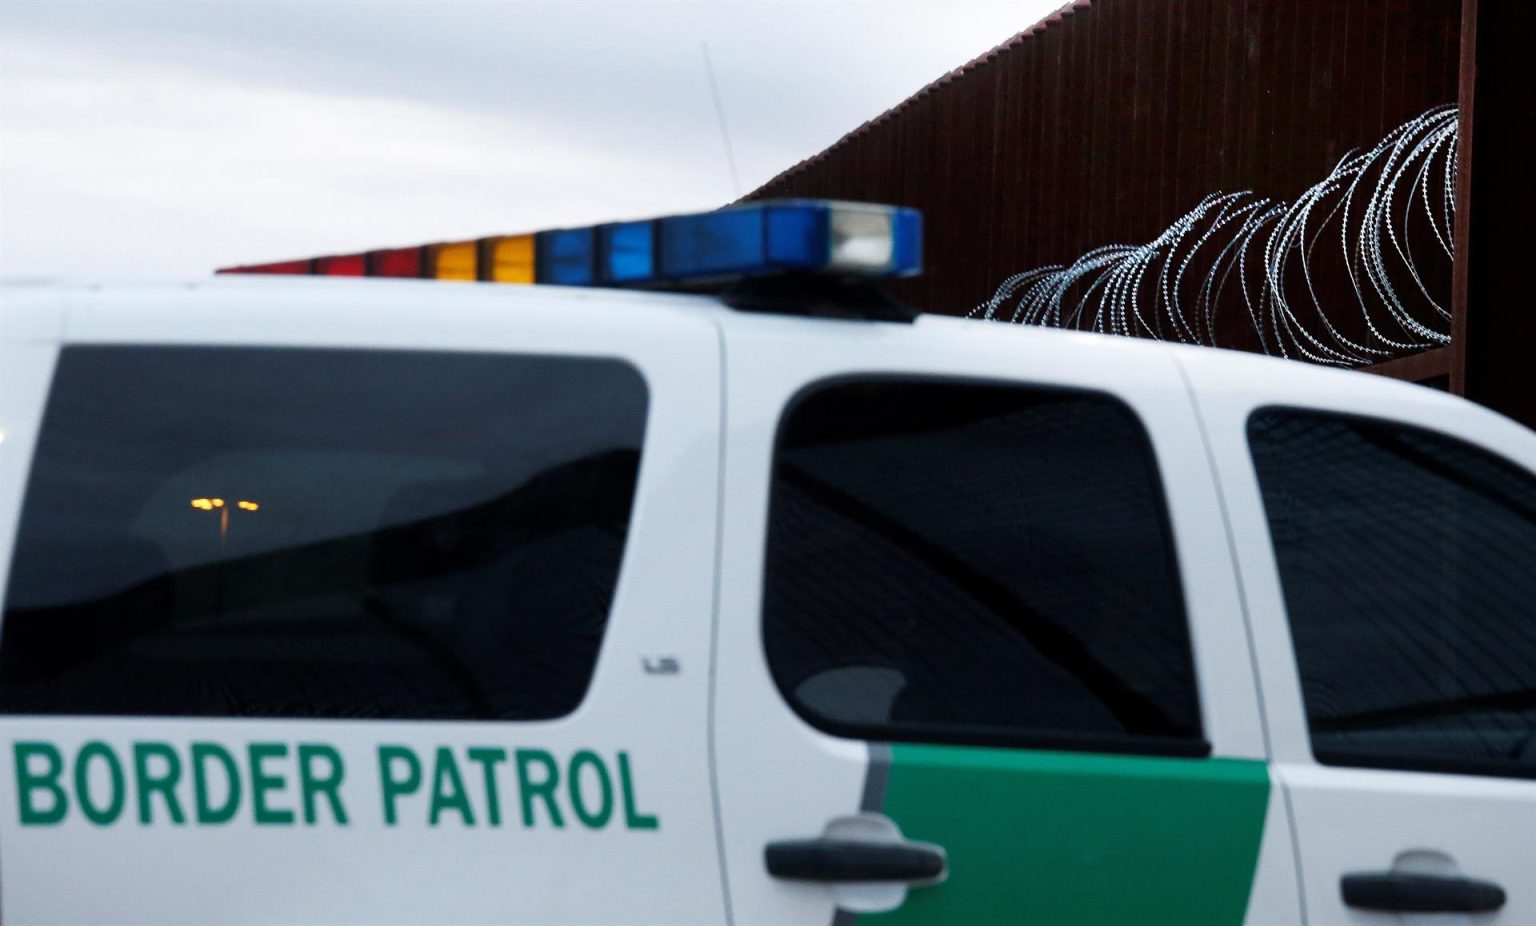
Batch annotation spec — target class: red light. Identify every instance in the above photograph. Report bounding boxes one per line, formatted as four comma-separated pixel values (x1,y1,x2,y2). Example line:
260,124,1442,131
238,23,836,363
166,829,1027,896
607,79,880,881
366,247,425,277
314,253,366,276
216,260,313,275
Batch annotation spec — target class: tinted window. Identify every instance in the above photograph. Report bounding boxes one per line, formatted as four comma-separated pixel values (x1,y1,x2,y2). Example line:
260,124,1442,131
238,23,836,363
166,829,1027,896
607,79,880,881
764,379,1202,754
0,347,647,720
1250,410,1536,777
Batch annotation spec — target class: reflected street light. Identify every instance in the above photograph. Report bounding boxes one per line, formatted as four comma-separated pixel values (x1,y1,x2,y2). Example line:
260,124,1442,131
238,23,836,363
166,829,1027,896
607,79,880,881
190,497,260,544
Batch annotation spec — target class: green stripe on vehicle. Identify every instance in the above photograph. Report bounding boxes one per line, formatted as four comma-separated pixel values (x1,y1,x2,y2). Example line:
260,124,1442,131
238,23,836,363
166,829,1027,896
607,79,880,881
867,744,1270,925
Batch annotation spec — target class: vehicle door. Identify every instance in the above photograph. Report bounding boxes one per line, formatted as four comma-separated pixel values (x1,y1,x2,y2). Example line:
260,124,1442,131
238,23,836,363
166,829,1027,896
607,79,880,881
1184,352,1536,925
713,313,1300,926
0,283,726,925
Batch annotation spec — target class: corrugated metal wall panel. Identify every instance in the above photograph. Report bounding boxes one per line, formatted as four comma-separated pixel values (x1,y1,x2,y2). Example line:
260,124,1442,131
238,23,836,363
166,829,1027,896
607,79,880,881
748,0,1463,362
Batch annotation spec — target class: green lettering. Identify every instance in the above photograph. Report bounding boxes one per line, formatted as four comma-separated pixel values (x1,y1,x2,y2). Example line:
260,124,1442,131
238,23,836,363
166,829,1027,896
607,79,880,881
567,750,614,829
14,741,67,826
618,752,658,831
247,742,294,826
378,745,421,826
466,747,507,827
133,742,185,825
191,742,241,825
298,744,348,825
514,748,564,829
428,747,474,826
75,741,126,826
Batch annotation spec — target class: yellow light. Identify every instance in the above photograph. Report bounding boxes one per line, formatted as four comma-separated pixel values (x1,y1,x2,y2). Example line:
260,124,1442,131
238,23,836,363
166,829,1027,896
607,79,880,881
237,500,260,511
210,498,225,508
429,240,478,281
191,498,213,510
483,234,535,284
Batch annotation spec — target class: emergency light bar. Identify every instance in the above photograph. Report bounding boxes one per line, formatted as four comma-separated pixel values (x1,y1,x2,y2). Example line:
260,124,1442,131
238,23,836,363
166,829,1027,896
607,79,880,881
217,200,923,291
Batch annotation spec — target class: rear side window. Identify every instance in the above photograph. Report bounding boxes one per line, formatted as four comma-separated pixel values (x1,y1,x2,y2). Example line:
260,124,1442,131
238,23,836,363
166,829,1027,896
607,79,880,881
1250,409,1536,778
0,346,647,721
763,379,1203,755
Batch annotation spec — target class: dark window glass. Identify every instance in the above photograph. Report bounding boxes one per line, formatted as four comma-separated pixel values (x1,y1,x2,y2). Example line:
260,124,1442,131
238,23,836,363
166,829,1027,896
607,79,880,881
0,346,647,720
1250,410,1536,778
764,379,1203,754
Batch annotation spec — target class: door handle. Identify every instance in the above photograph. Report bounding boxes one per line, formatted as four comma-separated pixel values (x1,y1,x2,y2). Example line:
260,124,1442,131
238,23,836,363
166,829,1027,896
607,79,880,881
765,837,947,884
1342,872,1507,913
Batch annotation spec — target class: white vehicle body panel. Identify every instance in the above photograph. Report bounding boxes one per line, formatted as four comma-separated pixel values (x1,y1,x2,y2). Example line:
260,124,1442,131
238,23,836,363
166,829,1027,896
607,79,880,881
713,312,1298,925
0,280,729,925
0,279,1530,924
1177,345,1536,926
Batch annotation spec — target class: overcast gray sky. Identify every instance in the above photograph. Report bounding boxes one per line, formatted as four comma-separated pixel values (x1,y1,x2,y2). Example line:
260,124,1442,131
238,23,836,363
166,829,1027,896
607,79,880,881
0,1,1058,278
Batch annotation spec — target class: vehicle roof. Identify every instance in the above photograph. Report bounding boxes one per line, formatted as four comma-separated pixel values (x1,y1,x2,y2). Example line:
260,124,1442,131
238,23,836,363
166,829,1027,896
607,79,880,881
0,276,1500,435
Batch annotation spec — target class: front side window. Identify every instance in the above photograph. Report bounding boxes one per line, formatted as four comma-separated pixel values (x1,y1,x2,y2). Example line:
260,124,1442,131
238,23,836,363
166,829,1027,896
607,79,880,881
1,346,648,720
1250,409,1536,777
763,379,1203,754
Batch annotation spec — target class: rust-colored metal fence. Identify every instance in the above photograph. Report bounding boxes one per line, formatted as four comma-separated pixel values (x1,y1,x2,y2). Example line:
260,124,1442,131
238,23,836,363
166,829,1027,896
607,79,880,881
747,0,1524,403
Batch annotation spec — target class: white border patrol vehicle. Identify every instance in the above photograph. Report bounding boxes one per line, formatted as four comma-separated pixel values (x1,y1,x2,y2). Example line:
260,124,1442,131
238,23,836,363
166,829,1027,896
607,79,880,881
1,201,1532,924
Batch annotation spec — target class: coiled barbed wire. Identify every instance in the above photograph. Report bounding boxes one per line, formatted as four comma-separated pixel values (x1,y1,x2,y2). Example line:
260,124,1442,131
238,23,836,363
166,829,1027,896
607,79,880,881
973,105,1458,366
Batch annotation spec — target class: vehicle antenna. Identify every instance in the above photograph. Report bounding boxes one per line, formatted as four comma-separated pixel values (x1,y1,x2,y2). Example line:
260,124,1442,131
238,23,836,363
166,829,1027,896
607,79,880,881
700,40,742,198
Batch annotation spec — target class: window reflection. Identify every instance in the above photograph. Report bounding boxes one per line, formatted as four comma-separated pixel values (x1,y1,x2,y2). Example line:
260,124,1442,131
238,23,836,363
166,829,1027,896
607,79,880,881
0,347,648,721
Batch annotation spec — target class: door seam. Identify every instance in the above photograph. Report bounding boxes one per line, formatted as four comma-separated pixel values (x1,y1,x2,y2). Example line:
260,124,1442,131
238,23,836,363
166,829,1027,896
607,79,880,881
705,319,735,926
1173,356,1309,925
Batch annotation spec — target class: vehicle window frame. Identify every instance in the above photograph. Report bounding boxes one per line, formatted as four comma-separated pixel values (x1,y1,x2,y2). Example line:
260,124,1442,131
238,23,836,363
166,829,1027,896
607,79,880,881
1247,404,1536,781
761,372,1211,759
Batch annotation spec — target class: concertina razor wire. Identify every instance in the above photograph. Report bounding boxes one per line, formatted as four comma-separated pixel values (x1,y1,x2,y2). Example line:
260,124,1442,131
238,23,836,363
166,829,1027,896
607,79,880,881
973,105,1459,366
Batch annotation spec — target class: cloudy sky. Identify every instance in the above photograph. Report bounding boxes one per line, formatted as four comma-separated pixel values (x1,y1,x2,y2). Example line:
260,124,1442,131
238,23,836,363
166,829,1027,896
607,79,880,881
1,1,1058,278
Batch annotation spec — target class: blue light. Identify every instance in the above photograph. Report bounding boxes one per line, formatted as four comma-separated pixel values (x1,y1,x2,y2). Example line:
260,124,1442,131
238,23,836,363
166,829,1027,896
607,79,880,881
599,221,656,283
538,200,922,289
891,208,923,273
660,207,767,279
763,204,827,268
537,228,596,286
